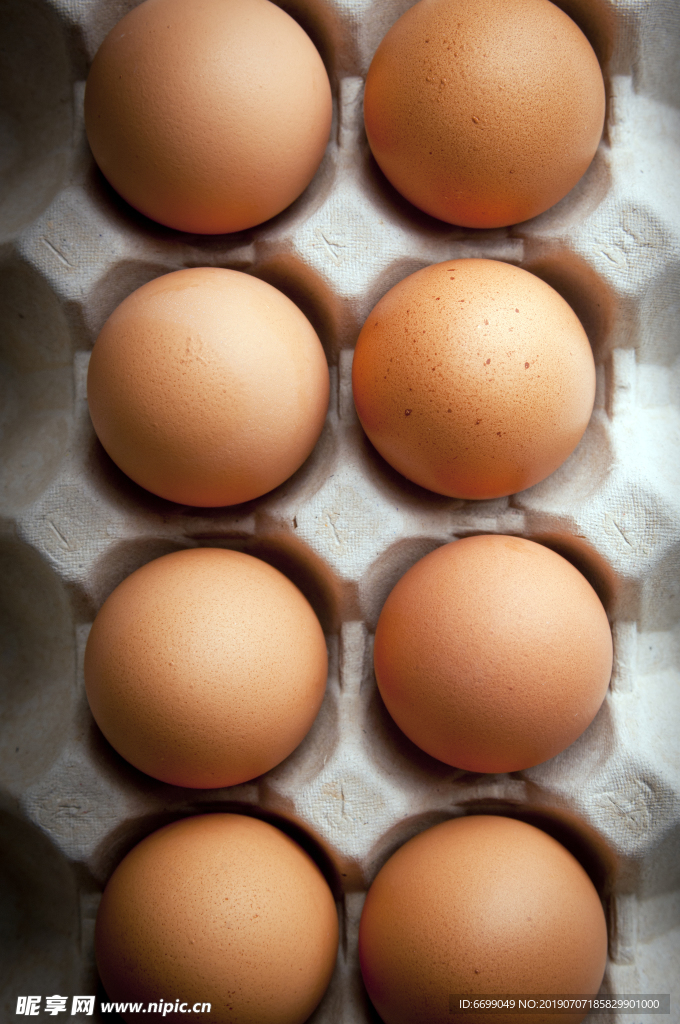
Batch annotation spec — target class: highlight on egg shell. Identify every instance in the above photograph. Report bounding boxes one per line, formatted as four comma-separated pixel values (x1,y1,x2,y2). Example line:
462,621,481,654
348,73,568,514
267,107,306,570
87,267,330,507
363,0,606,228
373,534,613,773
84,547,328,788
95,813,339,1024
359,815,608,1024
84,0,333,234
352,258,596,500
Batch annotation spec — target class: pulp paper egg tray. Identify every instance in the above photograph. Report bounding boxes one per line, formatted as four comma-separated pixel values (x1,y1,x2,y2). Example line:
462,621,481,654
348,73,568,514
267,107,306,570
1,0,679,1018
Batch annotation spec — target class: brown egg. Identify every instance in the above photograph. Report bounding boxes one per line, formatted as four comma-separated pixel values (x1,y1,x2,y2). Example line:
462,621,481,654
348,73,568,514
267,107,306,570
352,259,595,500
359,815,608,1024
84,0,332,233
84,548,328,788
373,535,612,773
96,814,339,1024
87,267,330,507
364,0,605,228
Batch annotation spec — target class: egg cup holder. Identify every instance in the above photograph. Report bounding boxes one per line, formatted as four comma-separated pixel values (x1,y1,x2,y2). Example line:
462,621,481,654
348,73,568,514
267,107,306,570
1,0,679,1018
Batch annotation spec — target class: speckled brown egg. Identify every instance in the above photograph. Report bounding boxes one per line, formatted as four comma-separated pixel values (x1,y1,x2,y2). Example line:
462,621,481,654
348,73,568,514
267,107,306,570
84,0,332,233
87,267,330,507
352,259,595,500
359,815,608,1024
373,535,612,773
96,813,339,1024
364,0,606,228
84,547,328,788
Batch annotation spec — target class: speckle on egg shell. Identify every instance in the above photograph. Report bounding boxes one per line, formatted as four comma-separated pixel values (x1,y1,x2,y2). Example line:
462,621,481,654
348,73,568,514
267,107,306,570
351,259,596,500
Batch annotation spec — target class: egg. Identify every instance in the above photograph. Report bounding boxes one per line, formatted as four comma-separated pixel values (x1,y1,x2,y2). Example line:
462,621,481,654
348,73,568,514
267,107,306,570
87,267,330,507
84,0,332,234
359,815,608,1024
84,548,328,788
373,535,612,773
352,259,595,500
363,0,605,228
96,813,339,1024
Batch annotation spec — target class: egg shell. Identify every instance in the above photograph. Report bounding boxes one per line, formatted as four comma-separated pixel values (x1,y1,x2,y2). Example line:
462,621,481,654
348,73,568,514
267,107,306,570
363,0,605,229
95,813,339,1024
352,259,596,500
87,267,330,507
373,534,613,773
84,0,332,234
359,815,608,1024
84,547,328,788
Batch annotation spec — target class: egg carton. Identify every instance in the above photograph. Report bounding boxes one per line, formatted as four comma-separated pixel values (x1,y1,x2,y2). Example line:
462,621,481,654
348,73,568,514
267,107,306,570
1,0,679,1019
